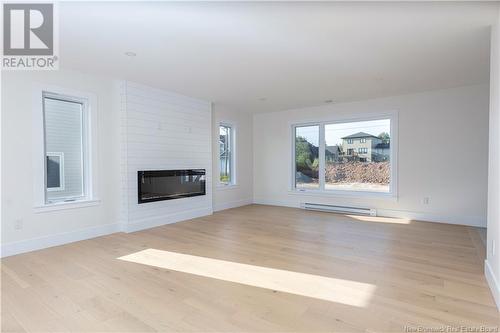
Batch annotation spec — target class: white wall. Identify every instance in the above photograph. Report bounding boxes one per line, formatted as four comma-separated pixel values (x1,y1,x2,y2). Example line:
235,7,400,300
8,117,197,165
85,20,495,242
1,74,215,255
120,81,213,232
212,105,253,211
485,7,500,310
253,84,490,227
1,70,121,256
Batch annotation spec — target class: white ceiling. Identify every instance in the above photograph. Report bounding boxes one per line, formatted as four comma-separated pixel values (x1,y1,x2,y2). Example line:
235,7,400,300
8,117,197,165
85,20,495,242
60,2,498,113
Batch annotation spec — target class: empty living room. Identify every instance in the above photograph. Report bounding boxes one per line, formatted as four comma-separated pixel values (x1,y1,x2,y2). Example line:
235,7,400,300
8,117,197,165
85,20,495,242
2,1,500,332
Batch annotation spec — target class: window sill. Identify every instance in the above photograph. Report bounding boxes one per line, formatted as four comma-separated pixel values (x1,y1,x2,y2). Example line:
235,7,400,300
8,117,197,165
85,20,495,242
216,184,240,191
288,189,398,201
34,199,101,213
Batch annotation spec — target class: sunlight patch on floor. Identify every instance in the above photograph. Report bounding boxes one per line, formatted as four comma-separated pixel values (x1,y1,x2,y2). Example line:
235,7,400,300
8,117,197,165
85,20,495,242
346,215,412,224
118,249,375,307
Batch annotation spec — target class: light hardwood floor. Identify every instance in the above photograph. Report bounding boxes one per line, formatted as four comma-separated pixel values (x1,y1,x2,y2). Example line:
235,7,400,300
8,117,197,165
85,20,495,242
1,205,498,332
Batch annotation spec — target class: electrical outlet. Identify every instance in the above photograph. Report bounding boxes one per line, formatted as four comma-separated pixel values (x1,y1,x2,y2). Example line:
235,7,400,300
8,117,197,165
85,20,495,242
422,197,430,205
14,219,23,230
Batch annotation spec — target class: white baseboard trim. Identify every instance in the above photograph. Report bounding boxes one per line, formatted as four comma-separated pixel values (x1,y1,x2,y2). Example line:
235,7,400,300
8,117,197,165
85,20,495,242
485,259,500,310
125,207,213,233
1,207,214,257
253,197,486,227
377,209,486,228
1,223,121,258
214,198,253,212
253,198,297,209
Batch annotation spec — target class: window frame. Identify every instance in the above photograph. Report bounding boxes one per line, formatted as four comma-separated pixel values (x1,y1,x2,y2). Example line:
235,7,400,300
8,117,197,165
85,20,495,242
46,152,65,192
43,92,89,204
291,112,398,198
33,84,100,212
218,122,237,187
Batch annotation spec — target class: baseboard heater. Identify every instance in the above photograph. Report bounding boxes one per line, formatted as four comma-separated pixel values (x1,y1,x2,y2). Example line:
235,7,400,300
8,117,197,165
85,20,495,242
301,203,377,216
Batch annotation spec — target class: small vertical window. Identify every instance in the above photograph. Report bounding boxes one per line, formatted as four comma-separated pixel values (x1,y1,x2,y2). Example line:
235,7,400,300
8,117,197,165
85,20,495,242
219,124,235,185
43,93,88,203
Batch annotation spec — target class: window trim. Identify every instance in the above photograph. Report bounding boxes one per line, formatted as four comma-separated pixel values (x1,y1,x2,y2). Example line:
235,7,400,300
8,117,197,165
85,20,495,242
218,122,237,187
290,112,398,198
46,152,65,192
33,84,99,210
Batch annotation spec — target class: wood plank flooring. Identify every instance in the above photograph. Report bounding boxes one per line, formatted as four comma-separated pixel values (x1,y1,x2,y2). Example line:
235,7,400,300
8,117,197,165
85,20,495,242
1,205,498,332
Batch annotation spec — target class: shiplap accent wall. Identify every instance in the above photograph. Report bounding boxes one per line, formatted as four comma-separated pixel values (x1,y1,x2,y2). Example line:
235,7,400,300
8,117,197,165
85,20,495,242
119,81,213,232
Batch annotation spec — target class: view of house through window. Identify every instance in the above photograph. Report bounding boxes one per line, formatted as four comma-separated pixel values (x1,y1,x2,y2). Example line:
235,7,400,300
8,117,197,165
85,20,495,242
219,124,233,184
294,118,392,193
43,94,86,203
325,119,391,192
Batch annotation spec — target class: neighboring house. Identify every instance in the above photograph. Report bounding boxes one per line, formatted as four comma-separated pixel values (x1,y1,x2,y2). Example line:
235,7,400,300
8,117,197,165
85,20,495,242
325,145,341,161
340,132,390,162
373,142,390,161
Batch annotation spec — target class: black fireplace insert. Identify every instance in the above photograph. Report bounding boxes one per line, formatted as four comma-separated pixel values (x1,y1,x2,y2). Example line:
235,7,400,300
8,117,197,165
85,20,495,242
138,169,206,204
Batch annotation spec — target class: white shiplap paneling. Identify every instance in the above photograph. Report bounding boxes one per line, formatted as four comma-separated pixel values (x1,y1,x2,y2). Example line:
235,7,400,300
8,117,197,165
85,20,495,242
120,81,212,232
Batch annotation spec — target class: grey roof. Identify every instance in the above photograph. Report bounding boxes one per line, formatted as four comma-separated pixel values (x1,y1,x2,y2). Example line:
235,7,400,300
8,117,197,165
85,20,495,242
375,143,390,149
326,145,340,154
341,132,379,139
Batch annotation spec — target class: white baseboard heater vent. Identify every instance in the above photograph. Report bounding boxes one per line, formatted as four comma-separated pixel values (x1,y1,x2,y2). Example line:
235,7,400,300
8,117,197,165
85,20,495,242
301,203,377,216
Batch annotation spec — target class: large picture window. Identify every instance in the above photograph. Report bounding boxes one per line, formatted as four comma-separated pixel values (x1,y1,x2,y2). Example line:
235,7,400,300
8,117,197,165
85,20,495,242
293,116,396,195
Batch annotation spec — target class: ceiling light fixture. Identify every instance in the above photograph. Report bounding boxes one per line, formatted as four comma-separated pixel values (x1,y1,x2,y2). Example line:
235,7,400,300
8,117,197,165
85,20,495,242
124,51,137,57
324,99,334,103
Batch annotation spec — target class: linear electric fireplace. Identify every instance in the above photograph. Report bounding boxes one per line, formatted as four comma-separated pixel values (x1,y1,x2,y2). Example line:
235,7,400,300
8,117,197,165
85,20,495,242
138,169,206,204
